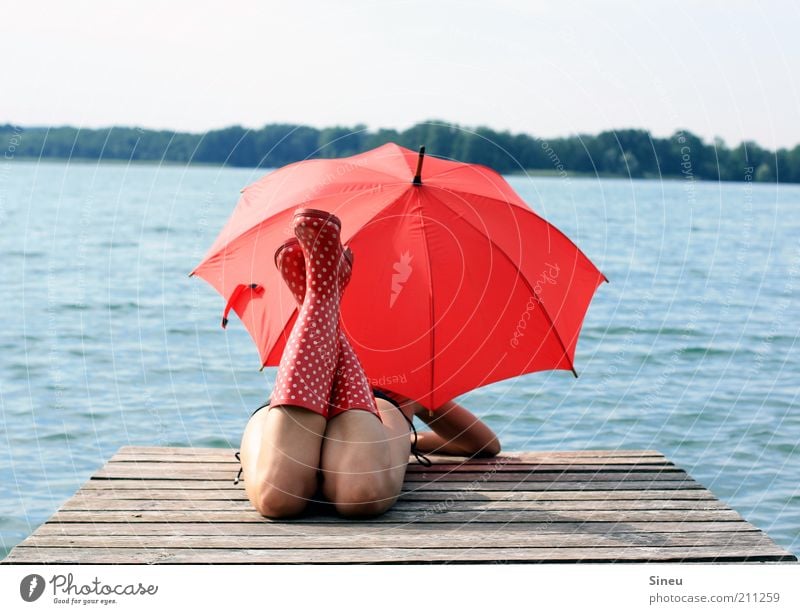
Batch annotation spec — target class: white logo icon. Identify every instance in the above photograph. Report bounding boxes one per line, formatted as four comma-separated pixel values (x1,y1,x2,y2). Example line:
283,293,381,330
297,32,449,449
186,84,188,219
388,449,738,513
390,251,413,307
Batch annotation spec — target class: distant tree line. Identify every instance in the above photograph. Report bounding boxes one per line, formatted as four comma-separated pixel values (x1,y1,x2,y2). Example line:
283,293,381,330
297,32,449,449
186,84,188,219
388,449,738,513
2,121,797,182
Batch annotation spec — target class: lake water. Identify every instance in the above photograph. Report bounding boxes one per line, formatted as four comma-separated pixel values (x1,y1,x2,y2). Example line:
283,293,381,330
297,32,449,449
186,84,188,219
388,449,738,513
1,160,798,558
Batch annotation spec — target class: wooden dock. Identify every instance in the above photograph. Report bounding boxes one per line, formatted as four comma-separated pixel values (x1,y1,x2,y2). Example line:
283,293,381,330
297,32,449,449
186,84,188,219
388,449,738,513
3,446,796,564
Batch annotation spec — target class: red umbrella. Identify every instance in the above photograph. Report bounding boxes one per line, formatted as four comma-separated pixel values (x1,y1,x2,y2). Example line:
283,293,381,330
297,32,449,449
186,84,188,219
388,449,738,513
190,143,606,410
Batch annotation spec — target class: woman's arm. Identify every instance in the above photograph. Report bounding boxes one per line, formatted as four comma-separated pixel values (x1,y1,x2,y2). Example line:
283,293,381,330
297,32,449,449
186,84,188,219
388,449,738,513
385,392,500,457
416,400,501,457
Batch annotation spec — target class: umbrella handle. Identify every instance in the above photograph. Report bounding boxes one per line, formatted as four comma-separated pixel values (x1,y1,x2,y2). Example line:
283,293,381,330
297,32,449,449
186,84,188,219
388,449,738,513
412,145,426,185
222,283,263,328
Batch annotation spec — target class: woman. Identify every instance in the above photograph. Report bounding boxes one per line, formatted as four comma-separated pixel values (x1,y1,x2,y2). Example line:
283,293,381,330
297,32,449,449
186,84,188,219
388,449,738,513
238,208,500,519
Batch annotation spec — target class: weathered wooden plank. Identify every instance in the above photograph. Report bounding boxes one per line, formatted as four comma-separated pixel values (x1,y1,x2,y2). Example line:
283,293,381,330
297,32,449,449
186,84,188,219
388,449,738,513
32,521,763,537
101,454,674,470
109,460,676,473
70,488,718,501
405,480,702,491
92,466,691,482
407,470,688,482
47,509,745,523
81,479,703,491
5,545,792,564
109,454,675,473
18,532,778,550
117,446,667,459
59,498,728,512
403,487,714,499
106,461,677,473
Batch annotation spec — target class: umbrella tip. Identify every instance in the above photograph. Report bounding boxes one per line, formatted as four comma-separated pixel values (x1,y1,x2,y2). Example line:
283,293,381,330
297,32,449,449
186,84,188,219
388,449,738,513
572,367,579,378
412,145,426,185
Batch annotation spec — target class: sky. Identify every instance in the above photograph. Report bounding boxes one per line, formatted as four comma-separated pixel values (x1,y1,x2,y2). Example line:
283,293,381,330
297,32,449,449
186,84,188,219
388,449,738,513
3,0,800,150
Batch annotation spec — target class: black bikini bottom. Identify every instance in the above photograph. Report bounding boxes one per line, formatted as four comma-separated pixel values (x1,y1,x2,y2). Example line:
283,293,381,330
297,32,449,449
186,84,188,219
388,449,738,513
249,387,403,418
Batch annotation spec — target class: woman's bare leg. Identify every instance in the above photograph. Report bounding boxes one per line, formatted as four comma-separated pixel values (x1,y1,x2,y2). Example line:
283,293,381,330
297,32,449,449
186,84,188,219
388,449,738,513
239,405,326,518
320,399,412,517
240,210,347,518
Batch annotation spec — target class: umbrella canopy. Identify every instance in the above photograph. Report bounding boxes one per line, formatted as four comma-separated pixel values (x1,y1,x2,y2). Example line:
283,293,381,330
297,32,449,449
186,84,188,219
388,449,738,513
191,143,606,410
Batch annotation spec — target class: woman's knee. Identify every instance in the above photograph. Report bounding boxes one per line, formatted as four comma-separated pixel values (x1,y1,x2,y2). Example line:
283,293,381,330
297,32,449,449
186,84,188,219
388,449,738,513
251,465,318,518
252,480,313,518
327,473,398,518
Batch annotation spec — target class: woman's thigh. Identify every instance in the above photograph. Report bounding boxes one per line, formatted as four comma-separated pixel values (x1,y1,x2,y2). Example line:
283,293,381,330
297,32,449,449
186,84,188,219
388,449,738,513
320,399,412,517
239,405,327,518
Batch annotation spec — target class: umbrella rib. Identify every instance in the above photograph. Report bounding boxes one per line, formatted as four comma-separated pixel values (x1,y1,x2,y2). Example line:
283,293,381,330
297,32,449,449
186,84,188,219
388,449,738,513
335,187,438,406
423,161,519,188
260,309,298,370
439,187,609,284
386,142,424,178
254,155,410,187
193,184,409,273
430,193,579,377
413,188,437,407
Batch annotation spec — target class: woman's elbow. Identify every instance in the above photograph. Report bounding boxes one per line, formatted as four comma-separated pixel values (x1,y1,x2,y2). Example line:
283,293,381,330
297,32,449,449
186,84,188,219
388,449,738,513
485,438,501,457
473,437,501,457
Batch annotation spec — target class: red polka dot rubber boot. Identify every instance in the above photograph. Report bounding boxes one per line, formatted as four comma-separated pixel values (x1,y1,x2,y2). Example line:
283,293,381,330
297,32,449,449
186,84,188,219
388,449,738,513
268,209,347,418
273,237,305,304
327,250,381,421
273,229,380,422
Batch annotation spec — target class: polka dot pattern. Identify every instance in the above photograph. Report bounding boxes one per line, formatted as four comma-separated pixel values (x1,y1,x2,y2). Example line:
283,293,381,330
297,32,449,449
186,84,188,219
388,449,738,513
269,211,344,418
272,216,380,422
